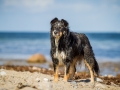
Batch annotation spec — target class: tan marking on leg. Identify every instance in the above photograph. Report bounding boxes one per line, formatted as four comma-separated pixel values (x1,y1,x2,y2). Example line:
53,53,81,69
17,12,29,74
54,66,59,82
68,56,82,80
64,66,69,82
84,60,94,83
63,56,83,81
64,74,70,82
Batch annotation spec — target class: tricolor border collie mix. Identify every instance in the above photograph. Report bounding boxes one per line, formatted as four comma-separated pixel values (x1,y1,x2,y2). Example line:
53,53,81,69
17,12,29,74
50,17,99,82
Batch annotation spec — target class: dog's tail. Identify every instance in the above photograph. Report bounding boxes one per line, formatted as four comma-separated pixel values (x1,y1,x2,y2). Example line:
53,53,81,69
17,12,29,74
82,34,100,76
93,59,100,76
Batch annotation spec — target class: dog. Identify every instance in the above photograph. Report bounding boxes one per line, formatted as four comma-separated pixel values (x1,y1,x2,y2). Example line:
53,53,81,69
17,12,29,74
50,17,99,83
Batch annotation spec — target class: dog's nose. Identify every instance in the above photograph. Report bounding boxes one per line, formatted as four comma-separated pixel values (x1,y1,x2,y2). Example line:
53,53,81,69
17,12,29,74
54,30,58,35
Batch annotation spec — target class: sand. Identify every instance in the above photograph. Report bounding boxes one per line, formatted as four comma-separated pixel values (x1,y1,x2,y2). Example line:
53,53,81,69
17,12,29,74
0,68,120,90
0,60,120,90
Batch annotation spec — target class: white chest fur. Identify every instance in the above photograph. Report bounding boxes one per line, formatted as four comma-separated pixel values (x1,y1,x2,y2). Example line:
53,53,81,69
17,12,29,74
54,38,66,65
54,50,66,65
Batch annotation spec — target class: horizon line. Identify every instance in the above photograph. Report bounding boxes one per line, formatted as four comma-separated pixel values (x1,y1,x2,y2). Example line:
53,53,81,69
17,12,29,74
0,31,120,34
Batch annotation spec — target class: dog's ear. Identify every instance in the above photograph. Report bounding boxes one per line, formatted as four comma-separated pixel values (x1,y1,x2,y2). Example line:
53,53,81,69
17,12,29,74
61,19,69,28
50,17,58,25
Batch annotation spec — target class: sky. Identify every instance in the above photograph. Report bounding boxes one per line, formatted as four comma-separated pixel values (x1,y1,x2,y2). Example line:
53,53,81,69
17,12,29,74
0,0,120,32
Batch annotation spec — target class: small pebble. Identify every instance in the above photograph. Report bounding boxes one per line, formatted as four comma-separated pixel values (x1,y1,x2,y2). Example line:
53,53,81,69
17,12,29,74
43,78,49,81
73,85,78,89
0,69,7,76
36,78,40,81
38,80,40,82
70,81,76,85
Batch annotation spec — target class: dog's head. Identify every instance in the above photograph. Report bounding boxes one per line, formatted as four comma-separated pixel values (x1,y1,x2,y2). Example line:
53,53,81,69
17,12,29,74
50,17,69,38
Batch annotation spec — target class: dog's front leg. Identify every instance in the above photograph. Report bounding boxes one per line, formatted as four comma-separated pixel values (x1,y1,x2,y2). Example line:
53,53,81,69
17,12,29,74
64,61,70,82
53,62,59,82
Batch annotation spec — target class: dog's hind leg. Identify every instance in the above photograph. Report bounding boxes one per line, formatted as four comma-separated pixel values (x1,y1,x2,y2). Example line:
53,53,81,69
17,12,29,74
69,65,76,80
84,59,94,83
69,59,77,80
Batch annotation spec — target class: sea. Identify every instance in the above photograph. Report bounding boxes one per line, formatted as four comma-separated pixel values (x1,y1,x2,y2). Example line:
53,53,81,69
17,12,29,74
0,32,120,62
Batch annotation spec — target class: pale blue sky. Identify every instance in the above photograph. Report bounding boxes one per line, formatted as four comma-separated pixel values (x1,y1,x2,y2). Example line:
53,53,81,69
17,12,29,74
0,0,120,32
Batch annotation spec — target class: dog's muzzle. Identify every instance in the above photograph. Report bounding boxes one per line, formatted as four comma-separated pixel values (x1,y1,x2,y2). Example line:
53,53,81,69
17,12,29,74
53,30,61,37
54,30,58,35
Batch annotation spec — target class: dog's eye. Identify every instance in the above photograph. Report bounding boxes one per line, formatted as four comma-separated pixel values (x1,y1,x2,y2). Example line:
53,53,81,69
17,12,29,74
54,27,57,29
59,27,62,30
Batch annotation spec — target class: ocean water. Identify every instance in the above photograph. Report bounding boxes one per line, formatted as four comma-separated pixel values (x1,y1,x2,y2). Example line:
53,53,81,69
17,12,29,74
0,32,120,62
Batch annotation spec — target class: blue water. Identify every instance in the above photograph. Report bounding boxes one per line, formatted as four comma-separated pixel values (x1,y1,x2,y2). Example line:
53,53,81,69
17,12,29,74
0,32,120,62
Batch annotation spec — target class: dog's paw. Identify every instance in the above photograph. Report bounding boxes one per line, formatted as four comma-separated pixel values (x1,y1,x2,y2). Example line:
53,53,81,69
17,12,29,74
54,75,58,82
63,75,69,82
90,82,95,88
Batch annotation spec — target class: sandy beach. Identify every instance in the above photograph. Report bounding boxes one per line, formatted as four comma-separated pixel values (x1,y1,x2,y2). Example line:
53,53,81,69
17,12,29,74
0,63,120,90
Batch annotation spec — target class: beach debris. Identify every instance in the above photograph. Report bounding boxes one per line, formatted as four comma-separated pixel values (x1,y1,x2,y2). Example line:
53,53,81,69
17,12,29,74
95,77,103,82
17,83,37,89
116,74,120,78
107,75,114,78
103,74,115,78
0,69,7,76
32,66,39,70
17,83,26,89
35,78,40,82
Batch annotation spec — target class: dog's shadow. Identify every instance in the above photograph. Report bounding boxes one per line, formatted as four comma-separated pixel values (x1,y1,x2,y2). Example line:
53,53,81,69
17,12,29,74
68,79,91,83
77,79,90,83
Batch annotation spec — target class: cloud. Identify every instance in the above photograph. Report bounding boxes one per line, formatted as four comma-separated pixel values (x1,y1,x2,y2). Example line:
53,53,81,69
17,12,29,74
3,0,54,12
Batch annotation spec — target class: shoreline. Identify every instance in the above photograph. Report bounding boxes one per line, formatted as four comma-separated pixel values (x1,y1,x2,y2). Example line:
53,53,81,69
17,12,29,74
0,59,120,76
